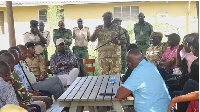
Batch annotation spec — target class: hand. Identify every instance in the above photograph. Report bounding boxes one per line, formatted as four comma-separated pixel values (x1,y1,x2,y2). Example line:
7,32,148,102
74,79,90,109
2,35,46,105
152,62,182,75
110,38,118,44
31,91,41,96
27,106,37,111
177,44,183,52
164,66,171,73
39,75,45,81
167,101,177,112
94,26,100,34
55,62,62,69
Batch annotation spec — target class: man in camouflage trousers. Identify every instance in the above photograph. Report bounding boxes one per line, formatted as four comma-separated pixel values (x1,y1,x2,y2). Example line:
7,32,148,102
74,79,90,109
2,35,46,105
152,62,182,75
90,11,126,75
145,32,168,66
73,18,90,58
53,20,72,50
112,18,130,74
39,21,50,61
134,12,153,54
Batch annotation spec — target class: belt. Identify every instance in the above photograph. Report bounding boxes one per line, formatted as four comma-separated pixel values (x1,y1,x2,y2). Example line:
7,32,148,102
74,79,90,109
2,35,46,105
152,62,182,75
136,41,146,45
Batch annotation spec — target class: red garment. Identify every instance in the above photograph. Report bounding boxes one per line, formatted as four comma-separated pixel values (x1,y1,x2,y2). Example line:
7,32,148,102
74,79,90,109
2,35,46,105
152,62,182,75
186,100,199,112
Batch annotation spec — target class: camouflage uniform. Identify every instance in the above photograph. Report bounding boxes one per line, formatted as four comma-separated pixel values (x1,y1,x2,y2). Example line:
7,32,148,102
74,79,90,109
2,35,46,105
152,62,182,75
40,30,50,61
146,43,168,65
72,26,90,58
134,21,153,54
96,12,126,75
53,28,72,50
25,55,46,80
11,70,51,110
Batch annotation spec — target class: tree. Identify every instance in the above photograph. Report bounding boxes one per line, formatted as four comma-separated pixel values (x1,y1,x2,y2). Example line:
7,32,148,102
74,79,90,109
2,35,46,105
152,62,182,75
6,1,16,47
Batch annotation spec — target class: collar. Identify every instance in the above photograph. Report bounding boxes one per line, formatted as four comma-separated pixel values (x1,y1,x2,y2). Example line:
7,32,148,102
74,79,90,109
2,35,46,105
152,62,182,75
138,21,147,25
56,51,66,56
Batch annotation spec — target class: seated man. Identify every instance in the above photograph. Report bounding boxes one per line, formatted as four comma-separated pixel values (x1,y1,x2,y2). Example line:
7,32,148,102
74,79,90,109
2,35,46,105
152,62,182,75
50,38,79,87
8,49,52,109
146,32,168,65
17,45,64,100
116,49,171,111
25,42,46,80
157,33,180,80
0,61,19,108
0,52,44,112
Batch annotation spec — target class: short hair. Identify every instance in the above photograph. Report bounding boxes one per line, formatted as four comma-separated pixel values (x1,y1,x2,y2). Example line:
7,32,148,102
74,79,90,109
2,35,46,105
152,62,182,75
8,46,21,53
0,61,10,76
0,52,15,64
127,44,139,52
190,33,199,50
0,50,8,55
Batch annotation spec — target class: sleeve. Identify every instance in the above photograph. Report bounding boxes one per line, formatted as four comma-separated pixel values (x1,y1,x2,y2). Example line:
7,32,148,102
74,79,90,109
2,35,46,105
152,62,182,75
6,86,19,106
53,29,57,44
72,28,76,39
61,51,77,67
87,28,91,40
24,33,30,44
122,69,143,92
65,29,72,45
50,54,61,74
39,55,46,73
118,26,126,41
149,24,153,36
46,31,51,46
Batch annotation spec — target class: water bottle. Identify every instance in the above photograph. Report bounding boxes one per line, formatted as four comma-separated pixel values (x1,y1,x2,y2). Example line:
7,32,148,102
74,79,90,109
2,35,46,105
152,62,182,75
109,77,116,84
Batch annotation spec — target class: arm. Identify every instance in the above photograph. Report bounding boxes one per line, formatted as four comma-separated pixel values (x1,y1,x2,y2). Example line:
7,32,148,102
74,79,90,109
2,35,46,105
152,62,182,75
90,26,99,42
176,45,183,67
50,55,60,74
167,91,199,112
38,32,47,44
160,58,176,67
38,55,46,79
72,28,76,39
87,28,91,41
61,51,77,67
46,31,51,46
65,29,72,45
6,86,19,106
111,26,127,46
149,24,153,36
53,29,57,44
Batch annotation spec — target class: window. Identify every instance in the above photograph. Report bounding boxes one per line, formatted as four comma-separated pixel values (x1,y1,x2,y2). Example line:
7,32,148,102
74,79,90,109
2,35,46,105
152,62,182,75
114,6,139,21
39,9,47,22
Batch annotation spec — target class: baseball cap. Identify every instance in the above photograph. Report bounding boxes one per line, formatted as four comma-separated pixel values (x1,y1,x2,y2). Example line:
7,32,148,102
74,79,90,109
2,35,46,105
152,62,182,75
25,42,35,48
165,33,180,42
150,32,163,38
56,38,65,45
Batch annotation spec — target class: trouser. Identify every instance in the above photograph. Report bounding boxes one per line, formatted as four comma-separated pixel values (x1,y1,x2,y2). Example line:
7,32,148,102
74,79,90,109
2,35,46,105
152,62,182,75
39,90,52,99
121,48,127,74
73,46,89,59
32,76,64,100
28,104,41,112
30,101,46,112
57,68,79,86
98,57,121,75
176,79,199,112
157,67,173,80
42,47,48,61
32,96,52,109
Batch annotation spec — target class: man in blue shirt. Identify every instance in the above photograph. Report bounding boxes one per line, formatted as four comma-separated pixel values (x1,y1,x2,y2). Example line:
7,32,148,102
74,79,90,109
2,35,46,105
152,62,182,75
116,49,171,112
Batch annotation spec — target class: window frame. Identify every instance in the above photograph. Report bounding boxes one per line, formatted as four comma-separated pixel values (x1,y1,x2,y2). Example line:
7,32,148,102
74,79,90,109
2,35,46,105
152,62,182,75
38,9,47,22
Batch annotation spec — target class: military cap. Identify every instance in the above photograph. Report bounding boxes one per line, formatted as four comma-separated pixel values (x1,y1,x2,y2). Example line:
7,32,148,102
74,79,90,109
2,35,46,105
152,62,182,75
30,20,38,27
25,42,35,48
112,18,122,22
151,32,163,38
102,11,112,18
165,33,181,42
77,18,83,22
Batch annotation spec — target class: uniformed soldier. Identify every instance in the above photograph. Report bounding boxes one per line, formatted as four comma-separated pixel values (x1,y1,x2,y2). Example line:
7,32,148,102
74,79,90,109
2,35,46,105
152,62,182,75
72,18,90,58
39,20,50,61
23,20,47,55
90,11,126,75
112,18,130,74
53,20,72,50
145,32,168,66
134,12,153,54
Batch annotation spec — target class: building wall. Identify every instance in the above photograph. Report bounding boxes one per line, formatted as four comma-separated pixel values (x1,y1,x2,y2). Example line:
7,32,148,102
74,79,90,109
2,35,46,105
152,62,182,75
0,1,198,50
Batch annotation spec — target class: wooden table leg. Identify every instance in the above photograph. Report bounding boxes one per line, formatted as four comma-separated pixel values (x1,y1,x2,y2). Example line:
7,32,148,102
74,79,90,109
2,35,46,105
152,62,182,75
112,101,123,112
69,102,78,112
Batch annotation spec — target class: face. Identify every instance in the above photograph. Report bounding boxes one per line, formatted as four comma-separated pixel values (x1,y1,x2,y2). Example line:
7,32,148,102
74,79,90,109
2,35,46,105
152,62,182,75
31,26,38,34
138,13,145,22
7,60,15,72
28,46,35,54
4,69,11,82
20,48,28,60
103,17,112,26
114,21,121,26
77,21,83,27
12,52,19,65
39,23,44,31
57,43,65,52
151,36,161,46
167,38,174,46
58,22,65,29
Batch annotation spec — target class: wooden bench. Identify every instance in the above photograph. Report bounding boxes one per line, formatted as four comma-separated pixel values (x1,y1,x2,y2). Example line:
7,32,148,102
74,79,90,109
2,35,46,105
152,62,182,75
46,102,65,112
57,75,134,112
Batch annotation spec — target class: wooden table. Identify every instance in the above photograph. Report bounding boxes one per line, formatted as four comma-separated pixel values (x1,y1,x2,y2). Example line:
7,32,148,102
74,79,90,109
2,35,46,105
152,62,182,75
58,74,134,112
